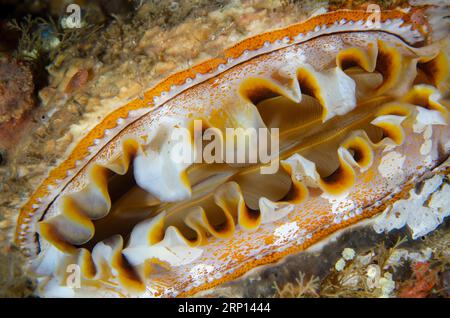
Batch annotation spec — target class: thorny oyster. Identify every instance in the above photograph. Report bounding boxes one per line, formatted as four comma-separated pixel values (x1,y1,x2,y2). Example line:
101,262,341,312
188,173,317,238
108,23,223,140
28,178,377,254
13,8,450,297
